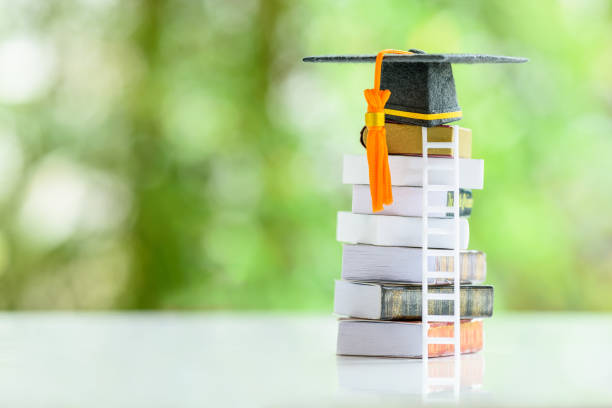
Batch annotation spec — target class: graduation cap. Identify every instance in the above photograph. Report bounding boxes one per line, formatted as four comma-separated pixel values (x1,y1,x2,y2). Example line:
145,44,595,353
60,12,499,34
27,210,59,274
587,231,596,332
303,49,527,212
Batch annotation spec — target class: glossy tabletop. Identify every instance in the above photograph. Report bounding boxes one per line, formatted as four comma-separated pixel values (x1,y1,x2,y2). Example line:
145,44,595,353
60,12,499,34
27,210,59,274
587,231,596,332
0,312,610,407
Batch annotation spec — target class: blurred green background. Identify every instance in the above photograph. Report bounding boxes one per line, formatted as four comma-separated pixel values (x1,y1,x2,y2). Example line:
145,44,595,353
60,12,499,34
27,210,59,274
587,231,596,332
0,0,610,310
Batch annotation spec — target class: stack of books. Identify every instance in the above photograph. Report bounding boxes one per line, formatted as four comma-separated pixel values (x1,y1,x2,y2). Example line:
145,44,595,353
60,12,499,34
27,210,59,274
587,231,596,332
303,50,526,358
333,123,491,358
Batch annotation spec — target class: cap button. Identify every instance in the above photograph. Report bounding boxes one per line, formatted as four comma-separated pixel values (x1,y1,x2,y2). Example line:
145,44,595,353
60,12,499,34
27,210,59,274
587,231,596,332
408,49,426,54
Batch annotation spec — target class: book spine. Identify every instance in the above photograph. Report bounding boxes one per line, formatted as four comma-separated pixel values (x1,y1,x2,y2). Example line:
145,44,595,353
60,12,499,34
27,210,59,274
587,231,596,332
438,251,486,282
427,320,483,357
446,189,472,217
380,286,493,320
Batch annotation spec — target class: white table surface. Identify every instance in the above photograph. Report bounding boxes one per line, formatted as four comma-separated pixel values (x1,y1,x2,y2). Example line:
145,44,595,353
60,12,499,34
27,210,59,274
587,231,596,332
0,312,610,407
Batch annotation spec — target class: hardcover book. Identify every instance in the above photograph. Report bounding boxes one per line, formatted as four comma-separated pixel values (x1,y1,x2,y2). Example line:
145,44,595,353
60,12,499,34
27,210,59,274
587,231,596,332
352,185,472,217
334,280,493,320
337,212,469,249
337,319,484,358
342,244,486,283
343,154,484,189
360,123,472,158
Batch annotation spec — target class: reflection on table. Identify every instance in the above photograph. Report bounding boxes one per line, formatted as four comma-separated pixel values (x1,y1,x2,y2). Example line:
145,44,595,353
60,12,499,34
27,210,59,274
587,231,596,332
337,351,485,396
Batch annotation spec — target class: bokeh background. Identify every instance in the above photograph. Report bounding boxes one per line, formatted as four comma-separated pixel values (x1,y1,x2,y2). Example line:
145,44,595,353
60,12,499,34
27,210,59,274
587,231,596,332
0,0,610,310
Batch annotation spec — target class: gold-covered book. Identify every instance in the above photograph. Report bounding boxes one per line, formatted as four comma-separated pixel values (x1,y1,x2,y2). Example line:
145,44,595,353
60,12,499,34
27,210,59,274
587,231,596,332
360,123,472,158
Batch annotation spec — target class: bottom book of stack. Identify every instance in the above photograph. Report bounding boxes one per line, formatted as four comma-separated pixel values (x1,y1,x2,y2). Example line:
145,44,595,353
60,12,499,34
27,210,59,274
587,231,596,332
337,319,483,358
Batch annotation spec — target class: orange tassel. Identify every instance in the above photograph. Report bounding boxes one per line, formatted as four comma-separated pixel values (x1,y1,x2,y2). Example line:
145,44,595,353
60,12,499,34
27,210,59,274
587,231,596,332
364,89,392,212
364,49,413,212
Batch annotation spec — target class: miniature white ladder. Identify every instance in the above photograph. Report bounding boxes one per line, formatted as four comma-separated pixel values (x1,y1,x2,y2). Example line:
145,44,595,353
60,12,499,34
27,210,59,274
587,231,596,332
421,125,461,400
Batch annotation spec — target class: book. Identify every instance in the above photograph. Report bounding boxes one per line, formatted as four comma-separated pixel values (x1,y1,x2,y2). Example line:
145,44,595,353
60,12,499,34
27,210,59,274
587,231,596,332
334,280,494,320
360,123,472,158
337,212,469,249
342,244,486,283
352,185,472,217
337,319,483,358
342,155,484,190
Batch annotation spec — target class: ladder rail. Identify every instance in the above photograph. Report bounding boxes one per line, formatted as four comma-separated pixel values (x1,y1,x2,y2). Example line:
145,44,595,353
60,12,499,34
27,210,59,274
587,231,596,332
421,126,429,395
452,125,461,398
422,126,462,400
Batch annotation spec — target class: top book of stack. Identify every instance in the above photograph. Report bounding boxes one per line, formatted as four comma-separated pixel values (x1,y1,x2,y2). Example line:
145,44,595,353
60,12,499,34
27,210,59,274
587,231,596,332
361,123,472,158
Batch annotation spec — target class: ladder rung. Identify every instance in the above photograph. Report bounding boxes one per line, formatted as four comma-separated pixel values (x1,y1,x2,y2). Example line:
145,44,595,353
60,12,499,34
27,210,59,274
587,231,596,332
426,184,454,191
425,142,454,149
426,271,457,279
426,293,456,301
427,228,453,235
426,336,456,344
425,249,455,257
426,315,456,322
427,206,455,214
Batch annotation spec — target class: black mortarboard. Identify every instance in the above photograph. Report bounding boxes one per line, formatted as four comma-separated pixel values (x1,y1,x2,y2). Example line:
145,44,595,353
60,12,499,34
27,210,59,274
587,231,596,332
303,49,527,127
